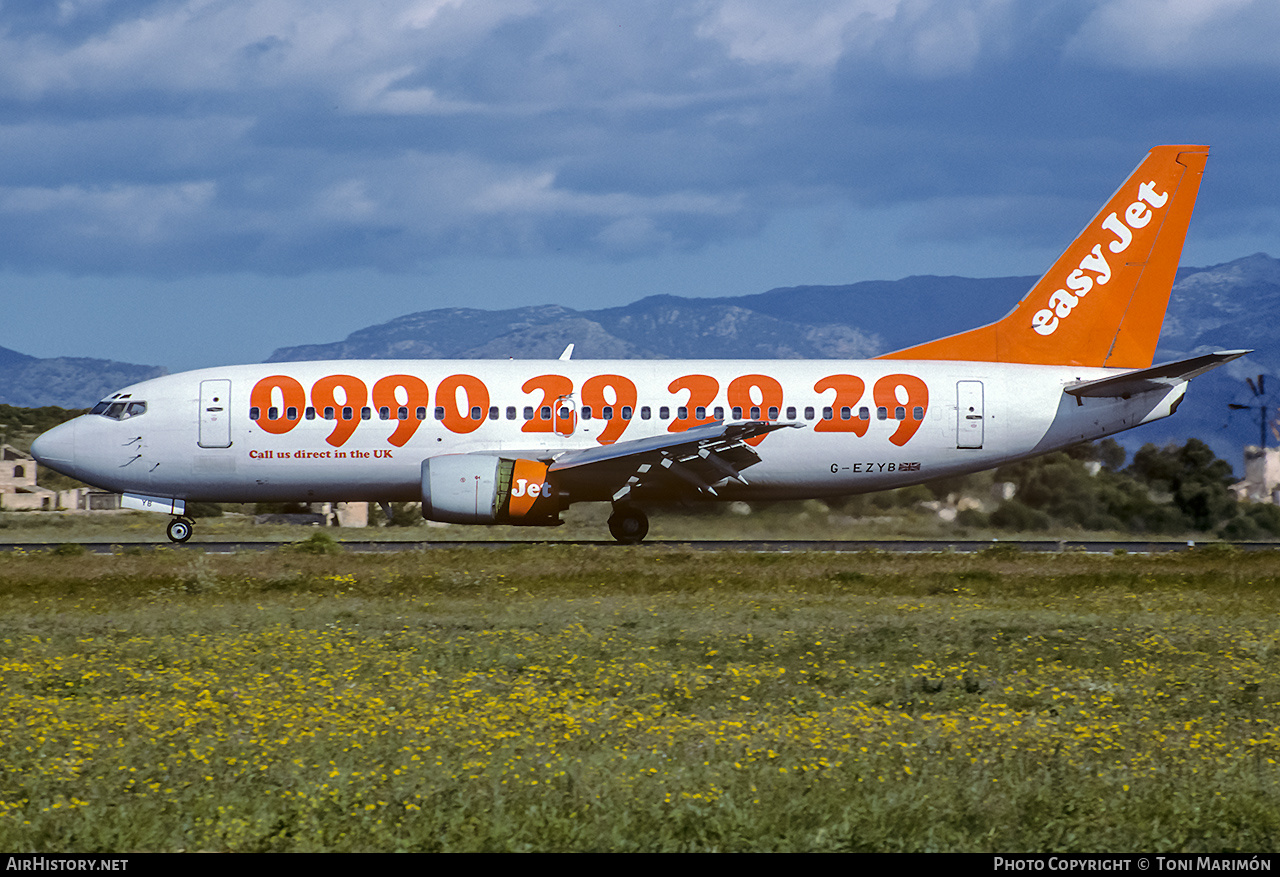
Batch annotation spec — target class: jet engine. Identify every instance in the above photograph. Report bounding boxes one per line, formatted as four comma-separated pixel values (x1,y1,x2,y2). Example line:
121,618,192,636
421,454,562,525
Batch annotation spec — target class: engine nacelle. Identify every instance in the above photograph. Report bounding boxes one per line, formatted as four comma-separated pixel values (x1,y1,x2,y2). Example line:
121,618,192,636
421,454,562,525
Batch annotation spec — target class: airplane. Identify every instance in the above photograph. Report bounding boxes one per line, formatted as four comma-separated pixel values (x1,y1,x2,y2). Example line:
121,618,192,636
31,144,1247,544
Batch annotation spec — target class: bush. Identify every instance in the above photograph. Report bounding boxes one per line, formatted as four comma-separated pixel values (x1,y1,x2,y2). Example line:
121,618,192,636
374,502,422,527
284,532,344,555
988,500,1049,531
989,439,1241,534
50,543,86,556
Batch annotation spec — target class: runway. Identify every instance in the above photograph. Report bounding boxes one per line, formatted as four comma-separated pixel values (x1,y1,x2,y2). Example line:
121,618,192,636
1,538,1272,554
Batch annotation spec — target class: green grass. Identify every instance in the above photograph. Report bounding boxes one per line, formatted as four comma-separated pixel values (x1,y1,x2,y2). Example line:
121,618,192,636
0,546,1277,851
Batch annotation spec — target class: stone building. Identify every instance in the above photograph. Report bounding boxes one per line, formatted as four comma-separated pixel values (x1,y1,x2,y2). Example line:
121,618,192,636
1232,446,1280,504
0,444,59,510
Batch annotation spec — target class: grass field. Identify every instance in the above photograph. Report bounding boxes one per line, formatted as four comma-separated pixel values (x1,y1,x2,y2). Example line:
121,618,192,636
1,541,1277,851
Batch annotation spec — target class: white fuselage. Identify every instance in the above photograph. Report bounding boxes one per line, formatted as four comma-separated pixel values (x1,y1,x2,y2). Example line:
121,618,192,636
33,358,1185,506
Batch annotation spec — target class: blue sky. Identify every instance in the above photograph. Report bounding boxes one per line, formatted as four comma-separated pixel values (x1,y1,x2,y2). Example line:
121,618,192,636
1,0,1277,371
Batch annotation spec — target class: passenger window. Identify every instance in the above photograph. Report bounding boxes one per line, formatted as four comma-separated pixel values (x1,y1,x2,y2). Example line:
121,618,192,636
470,406,482,420
398,407,408,420
768,406,778,420
895,406,905,420
524,406,535,420
379,406,390,420
677,406,688,420
250,407,261,421
603,406,614,420
581,406,592,420
361,407,372,420
285,406,298,421
641,406,651,420
268,407,279,421
489,407,499,420
324,406,335,420
506,406,517,420
786,406,796,420
695,406,706,420
305,407,316,420
822,407,833,420
714,406,724,420
804,407,815,421
913,406,924,421
859,407,870,420
434,407,445,421
840,406,851,420
750,406,760,419
416,407,427,420
877,407,888,420
622,406,633,420
659,407,670,420
732,406,743,420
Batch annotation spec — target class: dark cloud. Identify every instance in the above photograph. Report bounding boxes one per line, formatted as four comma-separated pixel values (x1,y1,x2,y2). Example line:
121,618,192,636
0,0,1275,279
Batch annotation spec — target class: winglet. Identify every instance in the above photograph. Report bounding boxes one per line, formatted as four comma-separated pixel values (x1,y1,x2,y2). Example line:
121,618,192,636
879,145,1210,369
559,344,574,361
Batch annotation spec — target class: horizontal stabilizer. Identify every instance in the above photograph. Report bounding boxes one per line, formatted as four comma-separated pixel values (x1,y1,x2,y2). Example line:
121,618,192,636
1065,350,1250,399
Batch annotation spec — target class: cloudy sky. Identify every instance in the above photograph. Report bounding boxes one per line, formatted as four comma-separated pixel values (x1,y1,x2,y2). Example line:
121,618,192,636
2,0,1277,371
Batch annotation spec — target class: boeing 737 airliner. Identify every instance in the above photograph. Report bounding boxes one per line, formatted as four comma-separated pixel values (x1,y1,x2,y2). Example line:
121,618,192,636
31,145,1245,543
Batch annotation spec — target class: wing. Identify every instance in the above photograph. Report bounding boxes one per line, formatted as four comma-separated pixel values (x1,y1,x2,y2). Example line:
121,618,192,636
548,420,800,503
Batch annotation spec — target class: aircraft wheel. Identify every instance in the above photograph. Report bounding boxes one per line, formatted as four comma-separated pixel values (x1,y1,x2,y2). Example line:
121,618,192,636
608,506,649,544
166,517,194,543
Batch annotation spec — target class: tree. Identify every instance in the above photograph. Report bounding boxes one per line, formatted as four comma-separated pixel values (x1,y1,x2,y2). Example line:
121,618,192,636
1128,439,1236,531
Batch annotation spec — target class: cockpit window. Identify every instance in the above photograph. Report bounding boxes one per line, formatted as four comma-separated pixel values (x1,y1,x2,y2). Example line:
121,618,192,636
94,400,147,420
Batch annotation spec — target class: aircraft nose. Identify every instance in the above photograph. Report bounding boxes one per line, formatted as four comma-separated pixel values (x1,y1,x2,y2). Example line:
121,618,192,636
30,420,78,479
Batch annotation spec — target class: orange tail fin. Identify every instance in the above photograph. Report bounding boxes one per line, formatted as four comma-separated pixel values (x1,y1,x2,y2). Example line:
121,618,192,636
879,145,1209,368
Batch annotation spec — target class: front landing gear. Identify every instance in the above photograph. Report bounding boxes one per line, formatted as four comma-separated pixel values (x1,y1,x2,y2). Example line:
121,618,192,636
166,516,194,543
607,505,649,544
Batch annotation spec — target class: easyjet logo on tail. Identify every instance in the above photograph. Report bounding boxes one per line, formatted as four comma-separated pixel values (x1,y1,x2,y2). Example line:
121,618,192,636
1030,181,1169,336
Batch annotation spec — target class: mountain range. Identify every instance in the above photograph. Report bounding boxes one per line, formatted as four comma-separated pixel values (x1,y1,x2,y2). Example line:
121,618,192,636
0,346,165,410
5,253,1277,470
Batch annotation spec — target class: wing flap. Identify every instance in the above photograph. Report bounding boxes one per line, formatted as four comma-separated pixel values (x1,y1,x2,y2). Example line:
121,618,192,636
549,420,799,502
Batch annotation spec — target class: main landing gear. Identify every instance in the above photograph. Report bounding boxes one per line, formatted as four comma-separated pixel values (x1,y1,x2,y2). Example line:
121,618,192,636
607,504,649,544
166,516,194,543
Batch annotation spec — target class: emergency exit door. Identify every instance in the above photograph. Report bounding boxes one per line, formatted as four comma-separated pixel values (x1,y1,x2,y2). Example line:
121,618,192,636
199,380,232,448
957,381,984,449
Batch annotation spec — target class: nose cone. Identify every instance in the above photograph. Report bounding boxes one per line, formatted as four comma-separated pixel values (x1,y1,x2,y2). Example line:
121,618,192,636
30,420,78,479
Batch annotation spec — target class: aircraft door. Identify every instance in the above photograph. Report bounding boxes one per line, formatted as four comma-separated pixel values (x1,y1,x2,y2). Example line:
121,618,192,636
956,381,984,449
199,379,233,448
553,395,577,437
